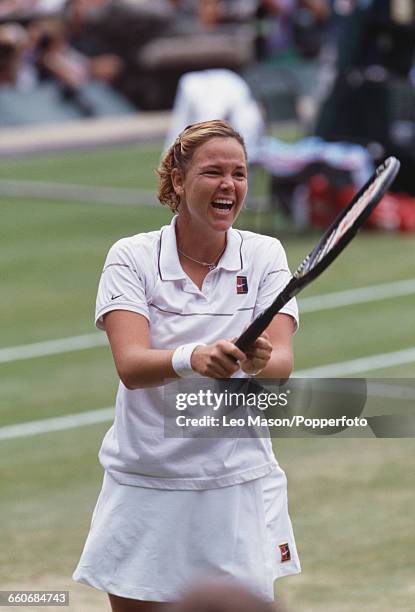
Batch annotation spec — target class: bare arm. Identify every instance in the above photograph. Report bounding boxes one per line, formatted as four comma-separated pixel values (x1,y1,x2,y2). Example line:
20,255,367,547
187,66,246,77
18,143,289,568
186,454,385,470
104,310,248,389
240,313,295,379
104,310,176,389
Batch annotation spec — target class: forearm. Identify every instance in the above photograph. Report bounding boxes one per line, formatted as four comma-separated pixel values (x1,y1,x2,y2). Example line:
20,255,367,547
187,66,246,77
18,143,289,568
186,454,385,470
255,346,293,380
115,341,248,387
113,343,292,388
113,347,177,389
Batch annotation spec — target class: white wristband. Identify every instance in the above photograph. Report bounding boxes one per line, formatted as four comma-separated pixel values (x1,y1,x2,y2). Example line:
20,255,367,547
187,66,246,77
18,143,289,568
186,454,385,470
172,343,205,377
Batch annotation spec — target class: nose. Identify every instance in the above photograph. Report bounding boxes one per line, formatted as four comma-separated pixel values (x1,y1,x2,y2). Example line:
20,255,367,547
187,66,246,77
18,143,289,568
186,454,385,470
220,174,236,192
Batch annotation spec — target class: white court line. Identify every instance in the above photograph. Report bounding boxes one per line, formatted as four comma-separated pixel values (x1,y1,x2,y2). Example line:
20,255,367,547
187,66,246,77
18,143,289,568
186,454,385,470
0,333,108,364
300,278,415,312
0,407,114,440
1,278,415,365
295,347,415,377
1,347,415,441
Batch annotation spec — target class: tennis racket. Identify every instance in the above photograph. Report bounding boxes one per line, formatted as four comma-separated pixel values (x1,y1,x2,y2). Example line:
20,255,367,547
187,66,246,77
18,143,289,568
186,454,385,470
235,156,400,353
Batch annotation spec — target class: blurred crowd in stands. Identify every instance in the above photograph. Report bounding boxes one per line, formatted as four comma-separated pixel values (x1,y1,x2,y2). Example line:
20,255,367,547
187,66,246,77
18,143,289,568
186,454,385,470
1,1,414,227
0,0,333,119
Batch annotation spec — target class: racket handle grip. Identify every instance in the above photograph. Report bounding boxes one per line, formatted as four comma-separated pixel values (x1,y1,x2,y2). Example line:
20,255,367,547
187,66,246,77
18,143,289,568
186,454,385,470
235,309,275,353
234,281,294,353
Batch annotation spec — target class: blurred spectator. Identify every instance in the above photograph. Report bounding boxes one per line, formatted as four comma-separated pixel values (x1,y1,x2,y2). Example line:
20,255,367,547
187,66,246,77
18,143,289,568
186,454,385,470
65,0,173,56
0,0,66,20
314,0,415,193
174,0,258,26
166,0,257,29
135,0,256,108
27,15,124,115
195,0,256,28
197,0,223,29
0,1,35,20
0,11,134,126
255,0,331,61
31,17,121,88
31,0,66,16
164,68,264,158
0,21,35,88
220,0,258,23
64,0,174,106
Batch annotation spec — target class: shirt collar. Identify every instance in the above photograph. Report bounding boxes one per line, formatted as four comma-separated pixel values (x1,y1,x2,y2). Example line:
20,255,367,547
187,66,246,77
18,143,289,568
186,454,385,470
158,216,244,281
217,226,244,272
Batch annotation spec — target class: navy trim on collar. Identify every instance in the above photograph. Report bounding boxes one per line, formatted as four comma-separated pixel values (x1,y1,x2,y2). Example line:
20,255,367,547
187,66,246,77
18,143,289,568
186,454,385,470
216,228,244,272
158,216,244,280
158,218,187,281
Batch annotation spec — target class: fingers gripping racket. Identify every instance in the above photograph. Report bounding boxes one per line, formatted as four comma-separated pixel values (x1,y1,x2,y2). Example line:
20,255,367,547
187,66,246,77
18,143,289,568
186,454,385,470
235,156,401,353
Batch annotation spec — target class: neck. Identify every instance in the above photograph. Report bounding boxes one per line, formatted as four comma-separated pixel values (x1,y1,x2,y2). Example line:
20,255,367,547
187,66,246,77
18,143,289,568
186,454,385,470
175,216,227,262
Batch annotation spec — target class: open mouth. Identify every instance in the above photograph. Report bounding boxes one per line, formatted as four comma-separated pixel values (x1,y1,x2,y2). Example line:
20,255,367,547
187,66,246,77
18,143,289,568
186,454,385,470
211,199,234,211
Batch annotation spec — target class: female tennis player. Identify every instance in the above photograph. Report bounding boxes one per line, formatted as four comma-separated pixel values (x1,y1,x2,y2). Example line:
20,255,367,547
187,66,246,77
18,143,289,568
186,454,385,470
73,120,301,611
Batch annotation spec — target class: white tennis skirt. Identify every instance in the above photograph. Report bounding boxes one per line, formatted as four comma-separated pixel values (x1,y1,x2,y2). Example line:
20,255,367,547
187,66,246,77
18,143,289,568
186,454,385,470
72,466,300,602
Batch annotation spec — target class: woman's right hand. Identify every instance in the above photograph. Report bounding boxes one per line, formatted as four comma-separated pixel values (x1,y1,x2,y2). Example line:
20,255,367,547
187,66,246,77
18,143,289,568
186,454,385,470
190,340,246,378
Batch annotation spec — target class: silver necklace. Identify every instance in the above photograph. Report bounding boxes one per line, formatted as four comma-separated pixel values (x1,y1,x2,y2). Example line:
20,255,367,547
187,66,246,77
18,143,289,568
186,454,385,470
177,244,226,272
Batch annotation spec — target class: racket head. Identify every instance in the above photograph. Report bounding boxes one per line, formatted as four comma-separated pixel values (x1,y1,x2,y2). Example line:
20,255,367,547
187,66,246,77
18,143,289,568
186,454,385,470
291,156,401,291
234,156,400,353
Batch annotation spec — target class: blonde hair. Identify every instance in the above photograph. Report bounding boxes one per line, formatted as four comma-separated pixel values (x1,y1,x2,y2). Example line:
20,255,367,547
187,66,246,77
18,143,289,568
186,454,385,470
157,119,247,213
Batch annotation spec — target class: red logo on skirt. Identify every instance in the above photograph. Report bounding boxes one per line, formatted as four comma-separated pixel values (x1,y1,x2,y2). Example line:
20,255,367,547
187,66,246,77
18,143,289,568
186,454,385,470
279,542,291,562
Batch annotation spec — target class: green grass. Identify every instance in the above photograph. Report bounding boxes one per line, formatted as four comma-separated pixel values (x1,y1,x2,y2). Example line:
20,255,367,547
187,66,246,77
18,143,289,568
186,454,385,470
1,142,415,611
0,197,170,345
0,349,116,426
0,143,162,189
0,425,107,583
296,294,415,368
276,438,415,611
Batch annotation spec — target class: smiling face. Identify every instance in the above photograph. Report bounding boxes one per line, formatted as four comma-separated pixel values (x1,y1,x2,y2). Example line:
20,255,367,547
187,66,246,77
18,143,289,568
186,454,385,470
172,137,248,236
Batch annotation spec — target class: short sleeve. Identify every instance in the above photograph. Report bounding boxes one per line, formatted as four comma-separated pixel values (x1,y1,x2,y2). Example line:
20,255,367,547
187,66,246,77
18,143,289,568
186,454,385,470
253,239,299,330
95,239,150,330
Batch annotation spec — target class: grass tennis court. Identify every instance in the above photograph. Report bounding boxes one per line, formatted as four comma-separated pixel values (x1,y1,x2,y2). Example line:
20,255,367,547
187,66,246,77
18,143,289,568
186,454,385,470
1,143,414,611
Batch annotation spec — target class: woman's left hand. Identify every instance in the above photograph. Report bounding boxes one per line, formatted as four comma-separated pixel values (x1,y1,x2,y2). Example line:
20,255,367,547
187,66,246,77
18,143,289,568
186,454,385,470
238,332,273,376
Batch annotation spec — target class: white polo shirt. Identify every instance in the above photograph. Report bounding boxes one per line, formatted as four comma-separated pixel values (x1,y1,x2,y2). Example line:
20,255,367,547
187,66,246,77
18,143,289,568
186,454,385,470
95,216,298,490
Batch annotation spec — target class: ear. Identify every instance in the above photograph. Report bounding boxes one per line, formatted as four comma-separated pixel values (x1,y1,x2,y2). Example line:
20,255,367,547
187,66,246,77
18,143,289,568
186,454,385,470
171,167,184,196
